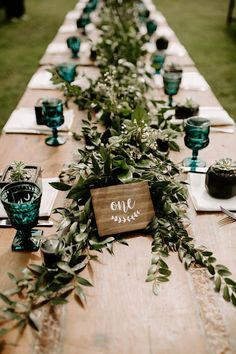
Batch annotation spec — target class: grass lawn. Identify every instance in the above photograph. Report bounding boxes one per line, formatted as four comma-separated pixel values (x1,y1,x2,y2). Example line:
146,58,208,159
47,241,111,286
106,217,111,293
153,0,236,121
0,1,236,131
0,0,78,131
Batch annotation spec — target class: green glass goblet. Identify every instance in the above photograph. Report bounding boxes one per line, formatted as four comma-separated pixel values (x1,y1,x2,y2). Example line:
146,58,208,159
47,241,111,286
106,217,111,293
152,53,165,74
182,117,210,170
56,63,77,83
76,14,91,30
0,182,42,252
42,98,66,146
83,2,96,14
66,36,81,59
163,71,182,106
146,19,157,36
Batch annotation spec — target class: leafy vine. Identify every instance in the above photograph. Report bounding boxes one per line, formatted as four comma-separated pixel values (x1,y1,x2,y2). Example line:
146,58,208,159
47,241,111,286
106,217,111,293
0,0,236,341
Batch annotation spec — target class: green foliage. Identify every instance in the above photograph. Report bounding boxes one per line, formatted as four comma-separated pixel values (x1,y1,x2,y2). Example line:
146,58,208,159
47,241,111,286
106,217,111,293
1,0,236,340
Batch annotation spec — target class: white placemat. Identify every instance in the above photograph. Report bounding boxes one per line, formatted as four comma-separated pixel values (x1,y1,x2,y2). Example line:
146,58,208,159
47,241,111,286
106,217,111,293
27,71,62,90
188,173,236,211
58,23,78,34
3,108,74,134
156,26,174,38
199,106,235,126
46,42,69,54
154,71,209,91
166,42,187,57
0,178,59,218
65,10,82,20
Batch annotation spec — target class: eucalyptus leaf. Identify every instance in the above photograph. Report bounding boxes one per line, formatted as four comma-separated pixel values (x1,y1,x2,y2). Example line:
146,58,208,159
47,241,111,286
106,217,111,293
218,269,232,277
145,274,157,282
49,182,71,191
214,276,221,293
75,285,86,306
231,293,236,307
51,297,68,305
76,276,93,287
223,285,230,302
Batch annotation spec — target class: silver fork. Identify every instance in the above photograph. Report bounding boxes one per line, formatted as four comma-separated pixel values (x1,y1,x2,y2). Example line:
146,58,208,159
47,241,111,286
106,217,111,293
218,206,236,226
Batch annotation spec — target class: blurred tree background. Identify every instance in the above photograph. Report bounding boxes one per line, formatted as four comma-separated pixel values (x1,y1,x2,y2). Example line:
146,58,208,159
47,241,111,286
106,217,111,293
154,0,236,121
0,0,78,130
0,0,235,131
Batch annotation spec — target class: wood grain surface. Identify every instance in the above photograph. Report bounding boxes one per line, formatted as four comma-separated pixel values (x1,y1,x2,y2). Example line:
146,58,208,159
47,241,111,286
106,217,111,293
0,2,236,354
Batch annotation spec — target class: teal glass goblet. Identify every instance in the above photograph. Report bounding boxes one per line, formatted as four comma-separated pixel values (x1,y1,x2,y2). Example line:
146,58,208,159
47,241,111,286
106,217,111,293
152,53,165,74
182,117,210,170
42,98,66,146
56,63,77,83
66,36,81,59
146,19,157,36
83,2,96,14
137,3,150,22
0,182,42,252
76,14,91,30
163,71,182,106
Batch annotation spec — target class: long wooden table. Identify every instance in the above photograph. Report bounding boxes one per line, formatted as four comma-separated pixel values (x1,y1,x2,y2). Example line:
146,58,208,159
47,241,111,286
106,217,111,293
0,2,236,354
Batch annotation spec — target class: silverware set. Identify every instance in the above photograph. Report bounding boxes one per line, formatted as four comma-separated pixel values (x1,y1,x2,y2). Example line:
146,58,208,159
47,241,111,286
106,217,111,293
218,206,236,226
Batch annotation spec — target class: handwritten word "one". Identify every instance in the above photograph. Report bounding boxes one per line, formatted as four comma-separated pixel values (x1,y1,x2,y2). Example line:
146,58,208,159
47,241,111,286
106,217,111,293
110,199,135,214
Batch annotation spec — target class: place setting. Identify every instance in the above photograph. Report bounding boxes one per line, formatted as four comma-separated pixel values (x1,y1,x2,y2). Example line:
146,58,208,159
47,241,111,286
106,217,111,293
179,117,236,222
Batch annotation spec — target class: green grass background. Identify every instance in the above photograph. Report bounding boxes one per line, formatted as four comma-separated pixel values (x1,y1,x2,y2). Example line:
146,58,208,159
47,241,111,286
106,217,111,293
0,0,78,131
0,0,236,132
153,0,236,120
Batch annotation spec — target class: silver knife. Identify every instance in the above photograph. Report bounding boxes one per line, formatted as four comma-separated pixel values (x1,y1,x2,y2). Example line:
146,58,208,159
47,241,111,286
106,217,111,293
0,219,53,227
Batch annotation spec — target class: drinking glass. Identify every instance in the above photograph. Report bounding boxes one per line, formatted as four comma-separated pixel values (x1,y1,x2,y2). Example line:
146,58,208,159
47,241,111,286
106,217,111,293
182,117,210,170
0,182,42,252
152,53,165,74
40,235,62,272
163,71,182,106
146,19,157,36
56,63,77,83
42,98,66,146
66,36,81,59
76,14,91,30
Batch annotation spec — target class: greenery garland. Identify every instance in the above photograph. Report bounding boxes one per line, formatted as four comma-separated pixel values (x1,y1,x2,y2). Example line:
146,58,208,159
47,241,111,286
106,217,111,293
1,0,236,339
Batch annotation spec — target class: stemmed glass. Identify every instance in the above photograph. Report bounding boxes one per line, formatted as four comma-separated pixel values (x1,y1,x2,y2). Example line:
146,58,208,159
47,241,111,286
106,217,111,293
0,182,42,252
146,19,157,36
66,36,81,59
182,117,210,170
162,71,182,106
42,98,66,146
152,53,165,74
56,63,77,83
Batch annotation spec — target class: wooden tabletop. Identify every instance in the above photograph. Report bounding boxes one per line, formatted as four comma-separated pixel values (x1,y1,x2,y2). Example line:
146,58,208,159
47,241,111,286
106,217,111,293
0,2,236,354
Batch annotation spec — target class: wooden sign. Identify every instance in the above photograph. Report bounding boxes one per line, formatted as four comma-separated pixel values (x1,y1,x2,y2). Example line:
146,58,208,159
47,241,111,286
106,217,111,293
90,181,155,237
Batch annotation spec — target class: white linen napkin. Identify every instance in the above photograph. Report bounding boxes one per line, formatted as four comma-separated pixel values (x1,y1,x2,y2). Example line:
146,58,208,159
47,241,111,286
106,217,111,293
199,106,235,126
188,173,236,211
181,72,209,91
65,10,82,20
151,12,167,25
27,71,62,90
46,42,69,54
3,108,74,134
58,24,78,34
154,72,209,91
0,178,59,218
156,26,174,38
166,42,187,57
